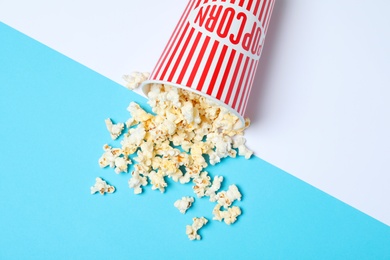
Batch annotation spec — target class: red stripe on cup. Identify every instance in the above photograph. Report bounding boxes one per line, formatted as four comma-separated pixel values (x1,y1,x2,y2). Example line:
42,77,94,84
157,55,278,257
177,32,203,84
224,52,243,105
186,35,211,87
246,0,254,11
237,58,255,113
238,60,259,113
167,27,196,82
265,0,275,34
262,0,272,27
258,0,268,20
253,0,261,15
216,48,236,100
207,44,229,95
241,61,258,114
232,56,249,109
196,40,220,92
159,22,191,80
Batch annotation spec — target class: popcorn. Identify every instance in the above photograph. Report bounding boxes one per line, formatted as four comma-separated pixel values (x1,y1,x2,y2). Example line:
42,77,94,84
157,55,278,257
180,140,192,152
193,122,211,142
134,141,154,167
90,177,115,195
98,144,123,168
207,151,221,166
212,204,241,225
174,196,194,214
186,217,208,240
98,144,131,174
127,102,153,123
159,157,179,174
207,133,233,159
114,156,131,174
228,149,237,158
191,154,207,169
121,124,146,155
134,163,150,176
180,163,203,184
149,170,167,193
157,84,181,108
190,141,212,156
216,185,242,208
181,101,194,124
125,117,136,128
205,175,223,202
179,173,192,185
123,71,150,90
162,117,176,135
128,170,148,194
192,171,211,198
105,118,124,140
233,135,253,159
156,144,180,158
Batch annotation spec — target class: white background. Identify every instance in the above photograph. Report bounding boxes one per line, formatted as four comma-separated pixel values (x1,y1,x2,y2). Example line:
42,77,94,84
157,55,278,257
1,0,389,225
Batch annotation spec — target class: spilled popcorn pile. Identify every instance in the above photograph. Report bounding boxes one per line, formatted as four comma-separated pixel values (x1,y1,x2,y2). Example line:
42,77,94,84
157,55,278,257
91,71,253,240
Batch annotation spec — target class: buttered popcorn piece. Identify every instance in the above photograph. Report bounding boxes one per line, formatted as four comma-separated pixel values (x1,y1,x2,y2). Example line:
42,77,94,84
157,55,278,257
125,117,137,128
98,144,123,168
192,171,211,198
133,141,155,169
105,118,124,140
181,101,195,124
233,135,253,159
123,71,150,90
149,170,167,193
98,144,131,174
212,204,241,225
186,217,208,240
91,177,115,195
127,102,153,123
205,175,224,202
174,196,194,214
216,184,242,208
128,170,148,194
120,124,146,155
114,156,131,174
207,133,233,159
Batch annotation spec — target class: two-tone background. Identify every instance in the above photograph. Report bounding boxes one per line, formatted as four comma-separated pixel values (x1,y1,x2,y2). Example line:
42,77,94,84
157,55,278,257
1,0,389,258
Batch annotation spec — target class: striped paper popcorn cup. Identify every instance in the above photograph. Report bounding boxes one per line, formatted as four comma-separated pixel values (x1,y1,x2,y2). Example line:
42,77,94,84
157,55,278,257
142,0,275,126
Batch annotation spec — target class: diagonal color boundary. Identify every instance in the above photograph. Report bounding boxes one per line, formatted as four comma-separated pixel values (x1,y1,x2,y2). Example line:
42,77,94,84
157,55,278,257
1,22,389,259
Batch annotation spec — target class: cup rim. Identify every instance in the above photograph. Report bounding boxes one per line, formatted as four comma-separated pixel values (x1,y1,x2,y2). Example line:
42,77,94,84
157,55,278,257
140,80,245,129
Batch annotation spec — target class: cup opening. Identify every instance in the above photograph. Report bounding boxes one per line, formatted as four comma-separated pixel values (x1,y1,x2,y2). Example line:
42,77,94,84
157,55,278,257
140,80,245,129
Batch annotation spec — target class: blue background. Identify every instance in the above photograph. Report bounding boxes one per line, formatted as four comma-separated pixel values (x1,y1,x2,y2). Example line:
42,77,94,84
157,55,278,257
1,22,389,259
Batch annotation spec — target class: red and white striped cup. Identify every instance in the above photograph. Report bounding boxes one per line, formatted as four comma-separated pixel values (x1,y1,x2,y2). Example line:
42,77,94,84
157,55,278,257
141,0,275,126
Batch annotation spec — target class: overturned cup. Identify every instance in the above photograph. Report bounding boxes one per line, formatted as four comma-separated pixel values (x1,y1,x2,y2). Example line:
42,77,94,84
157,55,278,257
141,0,275,127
